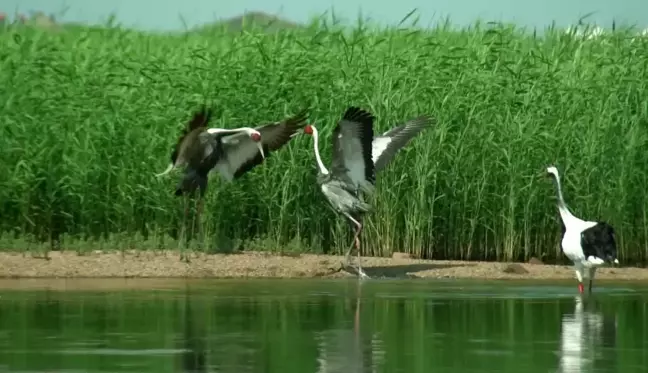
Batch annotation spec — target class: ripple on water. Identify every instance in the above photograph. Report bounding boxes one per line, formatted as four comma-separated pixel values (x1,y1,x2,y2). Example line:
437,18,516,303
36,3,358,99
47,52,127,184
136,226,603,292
372,283,640,301
0,279,644,373
55,348,189,356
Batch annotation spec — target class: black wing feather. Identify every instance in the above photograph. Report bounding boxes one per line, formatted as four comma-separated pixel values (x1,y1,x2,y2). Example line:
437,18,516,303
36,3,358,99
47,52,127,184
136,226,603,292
336,106,376,185
171,106,213,164
231,109,309,179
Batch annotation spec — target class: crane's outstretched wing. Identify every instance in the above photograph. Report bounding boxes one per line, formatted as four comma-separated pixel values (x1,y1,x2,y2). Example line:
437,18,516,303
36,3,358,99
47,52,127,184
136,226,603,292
256,108,309,151
171,106,213,165
169,131,222,196
372,115,432,173
156,106,213,177
216,109,309,180
330,107,376,195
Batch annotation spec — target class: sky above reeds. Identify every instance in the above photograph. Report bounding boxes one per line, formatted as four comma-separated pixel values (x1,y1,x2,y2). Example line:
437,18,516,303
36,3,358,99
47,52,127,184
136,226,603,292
1,0,647,31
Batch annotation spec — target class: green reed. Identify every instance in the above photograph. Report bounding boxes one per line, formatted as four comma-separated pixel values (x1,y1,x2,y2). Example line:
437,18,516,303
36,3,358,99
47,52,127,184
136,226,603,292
1,19,647,263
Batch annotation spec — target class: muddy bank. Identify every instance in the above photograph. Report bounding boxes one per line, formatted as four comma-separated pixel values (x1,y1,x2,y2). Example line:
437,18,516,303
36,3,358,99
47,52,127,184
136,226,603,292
0,251,646,283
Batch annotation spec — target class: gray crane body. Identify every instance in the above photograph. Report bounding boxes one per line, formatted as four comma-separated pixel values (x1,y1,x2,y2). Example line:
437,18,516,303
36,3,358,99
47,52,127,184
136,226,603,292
318,175,372,219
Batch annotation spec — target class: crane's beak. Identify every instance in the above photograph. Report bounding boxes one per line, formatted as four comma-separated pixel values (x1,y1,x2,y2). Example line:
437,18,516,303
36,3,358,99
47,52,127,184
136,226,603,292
155,163,175,177
248,131,265,159
256,143,265,159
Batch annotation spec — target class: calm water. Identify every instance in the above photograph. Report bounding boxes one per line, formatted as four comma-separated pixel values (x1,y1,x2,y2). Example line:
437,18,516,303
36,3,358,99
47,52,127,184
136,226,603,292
0,279,646,373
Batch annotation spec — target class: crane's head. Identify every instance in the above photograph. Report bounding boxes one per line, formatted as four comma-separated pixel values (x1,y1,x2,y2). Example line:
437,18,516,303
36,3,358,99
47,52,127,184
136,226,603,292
546,166,559,178
289,124,316,138
246,129,261,142
242,128,264,158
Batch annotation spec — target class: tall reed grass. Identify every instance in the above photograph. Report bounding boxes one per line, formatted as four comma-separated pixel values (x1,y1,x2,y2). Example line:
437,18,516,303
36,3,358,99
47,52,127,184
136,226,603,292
1,19,647,263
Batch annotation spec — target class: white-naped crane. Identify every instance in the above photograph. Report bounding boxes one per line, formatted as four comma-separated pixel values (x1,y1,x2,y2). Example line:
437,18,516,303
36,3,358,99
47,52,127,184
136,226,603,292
156,105,309,228
546,166,619,295
297,107,432,279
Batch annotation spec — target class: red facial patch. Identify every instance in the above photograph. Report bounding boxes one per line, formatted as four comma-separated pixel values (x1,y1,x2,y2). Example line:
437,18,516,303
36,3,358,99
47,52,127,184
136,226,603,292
304,125,314,135
250,132,261,142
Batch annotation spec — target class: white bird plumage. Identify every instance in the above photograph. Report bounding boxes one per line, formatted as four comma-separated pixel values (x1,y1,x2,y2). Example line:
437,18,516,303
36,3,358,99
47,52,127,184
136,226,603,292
546,165,618,294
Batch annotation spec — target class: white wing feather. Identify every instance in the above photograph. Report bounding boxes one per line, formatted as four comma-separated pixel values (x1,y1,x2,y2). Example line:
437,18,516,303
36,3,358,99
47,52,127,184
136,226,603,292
371,137,391,165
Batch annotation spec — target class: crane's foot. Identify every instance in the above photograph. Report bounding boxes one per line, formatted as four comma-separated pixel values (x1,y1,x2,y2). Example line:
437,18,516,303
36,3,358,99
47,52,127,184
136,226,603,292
326,263,345,274
342,258,370,280
180,252,191,263
356,266,370,280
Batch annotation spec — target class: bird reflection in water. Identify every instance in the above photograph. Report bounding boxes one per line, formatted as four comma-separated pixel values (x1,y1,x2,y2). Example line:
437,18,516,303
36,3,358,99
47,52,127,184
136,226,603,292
178,288,207,373
558,296,617,373
315,282,384,373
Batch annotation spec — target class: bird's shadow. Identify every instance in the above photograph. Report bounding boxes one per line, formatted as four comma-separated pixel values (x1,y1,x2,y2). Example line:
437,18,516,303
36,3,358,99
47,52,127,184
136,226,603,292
340,263,473,279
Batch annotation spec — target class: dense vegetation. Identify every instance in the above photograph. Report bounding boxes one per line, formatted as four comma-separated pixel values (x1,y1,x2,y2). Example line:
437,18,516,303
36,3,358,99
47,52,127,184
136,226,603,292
1,19,647,263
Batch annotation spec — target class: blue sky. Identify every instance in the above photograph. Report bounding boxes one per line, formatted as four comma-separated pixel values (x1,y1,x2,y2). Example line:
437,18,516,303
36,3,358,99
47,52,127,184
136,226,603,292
1,0,647,32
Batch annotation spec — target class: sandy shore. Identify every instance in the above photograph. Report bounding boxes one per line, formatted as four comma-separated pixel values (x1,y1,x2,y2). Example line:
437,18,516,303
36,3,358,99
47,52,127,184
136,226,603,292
0,251,646,284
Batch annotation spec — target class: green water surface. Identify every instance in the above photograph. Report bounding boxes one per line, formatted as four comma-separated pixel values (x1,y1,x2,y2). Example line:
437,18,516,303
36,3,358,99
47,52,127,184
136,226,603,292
0,279,646,373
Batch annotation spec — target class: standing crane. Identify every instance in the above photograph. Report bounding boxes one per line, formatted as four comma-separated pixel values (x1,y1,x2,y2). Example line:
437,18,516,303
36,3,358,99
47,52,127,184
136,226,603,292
546,165,619,294
298,107,432,278
156,106,309,240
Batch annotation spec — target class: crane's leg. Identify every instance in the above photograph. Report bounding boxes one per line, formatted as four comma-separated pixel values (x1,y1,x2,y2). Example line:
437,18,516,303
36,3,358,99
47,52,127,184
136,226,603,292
180,197,190,263
195,196,204,254
574,264,584,294
342,212,370,280
587,267,597,294
342,216,361,263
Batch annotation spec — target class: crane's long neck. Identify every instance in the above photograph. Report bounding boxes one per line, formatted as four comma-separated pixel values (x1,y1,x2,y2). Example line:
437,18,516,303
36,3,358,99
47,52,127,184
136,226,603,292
311,126,329,175
550,171,577,225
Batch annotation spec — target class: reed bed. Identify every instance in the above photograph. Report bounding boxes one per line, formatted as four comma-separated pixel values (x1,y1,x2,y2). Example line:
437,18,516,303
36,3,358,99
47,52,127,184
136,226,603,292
1,19,647,263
